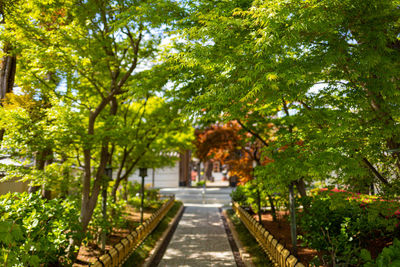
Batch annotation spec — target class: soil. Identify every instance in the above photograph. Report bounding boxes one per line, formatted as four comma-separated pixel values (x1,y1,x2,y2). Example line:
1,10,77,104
73,205,153,267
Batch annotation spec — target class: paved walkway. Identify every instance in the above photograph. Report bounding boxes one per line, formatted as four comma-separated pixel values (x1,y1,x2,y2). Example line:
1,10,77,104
158,204,236,266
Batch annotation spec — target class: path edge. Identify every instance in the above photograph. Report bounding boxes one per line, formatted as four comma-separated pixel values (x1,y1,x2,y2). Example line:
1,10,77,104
142,204,185,267
222,208,255,267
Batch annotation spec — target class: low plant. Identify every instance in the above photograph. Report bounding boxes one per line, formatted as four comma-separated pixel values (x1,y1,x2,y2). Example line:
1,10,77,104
0,192,81,266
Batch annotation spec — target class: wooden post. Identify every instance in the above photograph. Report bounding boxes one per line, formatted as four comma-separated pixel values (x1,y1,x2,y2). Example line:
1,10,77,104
152,168,155,188
257,188,262,223
140,175,145,224
139,168,147,224
289,183,297,255
101,182,107,252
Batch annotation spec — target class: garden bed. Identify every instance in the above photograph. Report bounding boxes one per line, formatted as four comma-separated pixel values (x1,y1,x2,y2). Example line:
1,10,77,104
255,208,394,266
257,210,317,265
73,205,155,266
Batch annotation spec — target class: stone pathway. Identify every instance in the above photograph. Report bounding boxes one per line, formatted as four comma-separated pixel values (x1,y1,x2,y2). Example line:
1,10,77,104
158,204,236,267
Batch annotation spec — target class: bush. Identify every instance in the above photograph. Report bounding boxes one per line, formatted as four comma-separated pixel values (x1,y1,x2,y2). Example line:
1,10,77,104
298,189,400,266
362,239,400,266
124,181,159,201
145,188,160,201
125,180,141,197
230,183,269,214
0,192,81,266
196,180,205,187
128,196,164,212
230,185,248,206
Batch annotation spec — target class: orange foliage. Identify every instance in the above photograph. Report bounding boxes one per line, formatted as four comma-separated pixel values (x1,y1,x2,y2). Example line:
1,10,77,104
194,121,269,184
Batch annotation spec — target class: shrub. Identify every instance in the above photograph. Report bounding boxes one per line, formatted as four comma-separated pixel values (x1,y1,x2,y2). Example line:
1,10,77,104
123,181,159,201
128,196,164,211
0,192,81,266
230,183,269,214
298,189,400,266
125,180,141,197
230,185,248,206
145,188,160,201
196,180,205,187
361,239,400,266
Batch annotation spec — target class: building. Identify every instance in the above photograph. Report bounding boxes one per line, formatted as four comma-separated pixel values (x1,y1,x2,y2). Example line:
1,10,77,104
127,150,192,188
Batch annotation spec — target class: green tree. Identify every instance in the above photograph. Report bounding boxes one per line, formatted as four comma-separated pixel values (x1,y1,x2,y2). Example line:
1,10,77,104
110,96,193,202
1,0,186,258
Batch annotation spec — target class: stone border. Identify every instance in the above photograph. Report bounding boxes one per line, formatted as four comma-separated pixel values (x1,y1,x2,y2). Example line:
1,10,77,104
219,208,246,267
142,204,184,267
221,209,255,267
232,202,305,267
89,196,175,267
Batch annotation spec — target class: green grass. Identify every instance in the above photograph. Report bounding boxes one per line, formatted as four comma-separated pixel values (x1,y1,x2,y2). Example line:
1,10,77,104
122,201,183,267
226,209,273,267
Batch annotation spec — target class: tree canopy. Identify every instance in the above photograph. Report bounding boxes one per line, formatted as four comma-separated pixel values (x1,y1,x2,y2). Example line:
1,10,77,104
167,0,400,195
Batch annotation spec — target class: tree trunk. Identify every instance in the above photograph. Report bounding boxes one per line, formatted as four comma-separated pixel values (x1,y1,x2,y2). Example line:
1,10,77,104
295,178,307,198
289,183,297,255
123,177,129,201
28,149,49,193
267,194,277,222
0,43,16,101
111,154,141,202
204,160,213,181
41,148,53,200
60,156,70,198
0,42,16,142
111,136,157,202
365,89,400,173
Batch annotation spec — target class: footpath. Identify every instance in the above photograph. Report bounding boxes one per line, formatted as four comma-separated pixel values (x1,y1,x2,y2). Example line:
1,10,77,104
156,187,239,267
158,204,236,266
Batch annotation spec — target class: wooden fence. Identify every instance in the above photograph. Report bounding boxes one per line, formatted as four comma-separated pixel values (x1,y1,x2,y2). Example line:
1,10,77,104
232,202,305,267
90,196,175,267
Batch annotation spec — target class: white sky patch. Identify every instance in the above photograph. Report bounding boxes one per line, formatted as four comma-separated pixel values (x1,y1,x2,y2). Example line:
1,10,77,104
12,86,23,95
308,82,329,95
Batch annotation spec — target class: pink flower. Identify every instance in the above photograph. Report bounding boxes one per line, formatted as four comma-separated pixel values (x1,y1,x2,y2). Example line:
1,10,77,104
331,188,346,193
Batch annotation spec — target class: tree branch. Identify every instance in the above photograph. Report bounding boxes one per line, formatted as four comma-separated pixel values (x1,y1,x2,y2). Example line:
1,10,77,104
236,119,269,147
362,157,390,186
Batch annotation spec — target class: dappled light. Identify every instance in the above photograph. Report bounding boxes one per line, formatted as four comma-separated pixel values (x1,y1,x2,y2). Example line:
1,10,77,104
159,206,235,267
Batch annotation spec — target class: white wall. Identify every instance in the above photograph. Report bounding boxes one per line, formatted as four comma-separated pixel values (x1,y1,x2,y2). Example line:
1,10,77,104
0,177,29,195
127,163,179,188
